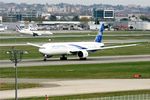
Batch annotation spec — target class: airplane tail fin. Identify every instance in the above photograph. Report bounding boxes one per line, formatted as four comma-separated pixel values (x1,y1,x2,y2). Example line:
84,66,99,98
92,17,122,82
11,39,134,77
95,22,105,43
16,25,22,32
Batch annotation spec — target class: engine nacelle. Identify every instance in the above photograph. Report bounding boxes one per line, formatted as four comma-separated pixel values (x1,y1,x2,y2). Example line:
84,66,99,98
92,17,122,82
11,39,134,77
77,50,88,58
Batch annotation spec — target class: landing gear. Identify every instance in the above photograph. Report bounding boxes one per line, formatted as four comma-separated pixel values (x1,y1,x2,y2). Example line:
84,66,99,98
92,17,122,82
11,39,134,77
43,55,53,61
43,55,47,61
60,55,67,60
43,58,47,61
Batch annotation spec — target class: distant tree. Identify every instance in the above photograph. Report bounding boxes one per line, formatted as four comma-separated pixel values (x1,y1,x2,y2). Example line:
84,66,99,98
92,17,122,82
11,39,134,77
80,17,90,24
94,19,99,24
140,15,150,22
31,17,44,23
23,17,33,22
72,16,79,21
120,18,129,21
132,15,135,18
59,16,68,21
50,15,57,21
116,5,124,10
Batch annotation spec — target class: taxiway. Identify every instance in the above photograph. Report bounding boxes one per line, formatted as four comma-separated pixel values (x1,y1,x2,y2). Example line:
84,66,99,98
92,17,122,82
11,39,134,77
0,79,150,99
0,55,150,68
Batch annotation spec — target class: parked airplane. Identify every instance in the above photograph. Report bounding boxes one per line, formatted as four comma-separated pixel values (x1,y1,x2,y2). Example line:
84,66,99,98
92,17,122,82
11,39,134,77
0,24,7,32
27,22,137,61
16,25,53,36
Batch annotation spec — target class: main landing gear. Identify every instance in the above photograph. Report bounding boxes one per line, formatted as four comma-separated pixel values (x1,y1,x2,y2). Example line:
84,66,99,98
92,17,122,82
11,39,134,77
60,55,67,60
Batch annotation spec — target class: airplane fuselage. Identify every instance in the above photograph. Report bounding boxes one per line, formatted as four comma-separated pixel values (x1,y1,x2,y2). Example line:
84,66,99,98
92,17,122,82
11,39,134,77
39,42,104,55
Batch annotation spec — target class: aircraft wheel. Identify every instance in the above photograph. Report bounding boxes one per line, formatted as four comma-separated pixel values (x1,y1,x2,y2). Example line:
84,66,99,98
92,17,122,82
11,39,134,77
43,58,47,61
60,56,67,60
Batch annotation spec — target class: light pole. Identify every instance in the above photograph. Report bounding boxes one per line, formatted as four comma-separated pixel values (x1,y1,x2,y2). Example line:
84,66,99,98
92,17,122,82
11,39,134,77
7,48,24,100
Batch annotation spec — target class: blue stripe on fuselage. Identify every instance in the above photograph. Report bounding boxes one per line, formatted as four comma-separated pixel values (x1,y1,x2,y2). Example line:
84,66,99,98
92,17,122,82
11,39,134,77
69,44,87,49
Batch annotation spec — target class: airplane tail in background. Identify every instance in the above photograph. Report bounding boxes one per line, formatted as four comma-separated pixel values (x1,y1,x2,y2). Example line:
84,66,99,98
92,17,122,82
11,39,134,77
16,25,22,32
95,22,105,43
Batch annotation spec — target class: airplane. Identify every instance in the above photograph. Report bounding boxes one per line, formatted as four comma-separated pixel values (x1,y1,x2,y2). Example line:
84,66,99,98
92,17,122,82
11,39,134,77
16,25,53,36
0,24,7,32
27,22,137,61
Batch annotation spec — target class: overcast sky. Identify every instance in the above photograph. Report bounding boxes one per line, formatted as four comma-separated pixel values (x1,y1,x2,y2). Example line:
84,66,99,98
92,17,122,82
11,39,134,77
0,0,150,7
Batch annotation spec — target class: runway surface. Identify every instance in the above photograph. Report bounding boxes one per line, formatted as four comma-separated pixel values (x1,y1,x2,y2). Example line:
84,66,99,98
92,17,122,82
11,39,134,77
0,55,150,68
0,79,150,99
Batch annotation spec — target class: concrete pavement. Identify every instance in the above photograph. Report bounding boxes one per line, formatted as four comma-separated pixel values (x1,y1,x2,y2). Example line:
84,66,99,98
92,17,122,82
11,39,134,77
0,79,150,99
0,55,150,68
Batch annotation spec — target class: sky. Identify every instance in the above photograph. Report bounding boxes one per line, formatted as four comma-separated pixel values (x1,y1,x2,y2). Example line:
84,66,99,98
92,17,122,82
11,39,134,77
0,0,150,7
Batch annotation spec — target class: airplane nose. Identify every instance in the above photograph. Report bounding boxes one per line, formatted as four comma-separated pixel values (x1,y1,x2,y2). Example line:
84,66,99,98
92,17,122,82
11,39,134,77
39,48,45,54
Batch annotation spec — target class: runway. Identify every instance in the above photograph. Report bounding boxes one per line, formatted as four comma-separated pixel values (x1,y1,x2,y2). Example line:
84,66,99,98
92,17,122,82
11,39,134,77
0,55,150,68
0,79,150,99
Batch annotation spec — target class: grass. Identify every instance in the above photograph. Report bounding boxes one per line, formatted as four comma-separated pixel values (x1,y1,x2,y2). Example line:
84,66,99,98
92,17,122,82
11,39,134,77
0,61,150,79
0,35,150,44
0,42,150,60
0,46,41,60
0,83,41,91
0,36,95,44
7,90,150,100
91,42,150,56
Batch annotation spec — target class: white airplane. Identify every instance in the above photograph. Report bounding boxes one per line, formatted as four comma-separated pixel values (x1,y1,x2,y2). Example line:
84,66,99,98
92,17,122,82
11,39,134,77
27,22,137,61
0,24,6,32
16,25,53,36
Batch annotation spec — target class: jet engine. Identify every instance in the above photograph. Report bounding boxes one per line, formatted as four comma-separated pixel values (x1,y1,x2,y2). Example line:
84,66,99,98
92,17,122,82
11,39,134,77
77,50,88,59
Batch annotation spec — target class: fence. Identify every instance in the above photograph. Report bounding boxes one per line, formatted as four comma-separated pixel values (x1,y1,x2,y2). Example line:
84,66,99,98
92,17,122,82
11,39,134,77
71,94,150,100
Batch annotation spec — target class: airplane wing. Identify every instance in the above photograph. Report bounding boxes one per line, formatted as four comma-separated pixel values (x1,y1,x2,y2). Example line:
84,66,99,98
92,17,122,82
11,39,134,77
27,43,43,48
101,44,138,50
69,44,138,53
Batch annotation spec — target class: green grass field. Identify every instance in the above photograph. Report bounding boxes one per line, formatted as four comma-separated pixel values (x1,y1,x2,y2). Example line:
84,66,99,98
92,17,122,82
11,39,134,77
1,61,150,79
0,83,41,91
1,35,150,44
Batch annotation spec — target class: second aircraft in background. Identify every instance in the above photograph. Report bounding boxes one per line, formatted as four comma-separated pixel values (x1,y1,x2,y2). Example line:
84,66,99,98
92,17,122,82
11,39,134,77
16,25,53,36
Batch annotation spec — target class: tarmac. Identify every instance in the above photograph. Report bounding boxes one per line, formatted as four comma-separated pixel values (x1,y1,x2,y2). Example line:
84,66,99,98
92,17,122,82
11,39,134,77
0,79,150,99
0,55,150,68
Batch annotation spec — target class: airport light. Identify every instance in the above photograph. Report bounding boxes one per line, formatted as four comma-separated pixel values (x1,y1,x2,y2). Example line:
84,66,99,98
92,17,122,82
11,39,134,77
7,47,25,100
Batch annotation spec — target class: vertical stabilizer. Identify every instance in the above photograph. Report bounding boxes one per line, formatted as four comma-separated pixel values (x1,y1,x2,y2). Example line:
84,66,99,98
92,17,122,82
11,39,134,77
95,22,104,43
16,25,22,32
